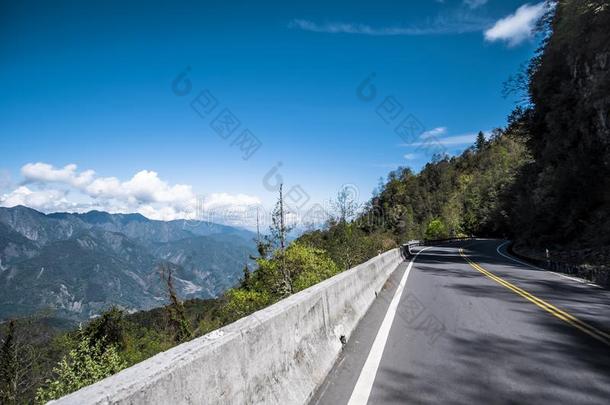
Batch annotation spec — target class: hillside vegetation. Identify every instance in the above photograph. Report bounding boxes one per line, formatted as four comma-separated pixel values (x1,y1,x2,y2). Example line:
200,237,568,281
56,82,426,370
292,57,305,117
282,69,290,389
508,0,610,253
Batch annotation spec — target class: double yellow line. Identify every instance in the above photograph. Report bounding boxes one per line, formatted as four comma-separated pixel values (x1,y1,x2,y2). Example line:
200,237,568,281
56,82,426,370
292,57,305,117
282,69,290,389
459,248,610,346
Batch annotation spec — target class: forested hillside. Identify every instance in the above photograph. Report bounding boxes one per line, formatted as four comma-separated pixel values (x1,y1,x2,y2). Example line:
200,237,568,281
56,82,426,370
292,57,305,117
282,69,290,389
508,0,610,251
356,128,530,241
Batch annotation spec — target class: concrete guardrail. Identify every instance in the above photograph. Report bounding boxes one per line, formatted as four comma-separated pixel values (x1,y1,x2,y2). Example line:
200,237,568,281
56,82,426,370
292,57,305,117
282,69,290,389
51,247,405,405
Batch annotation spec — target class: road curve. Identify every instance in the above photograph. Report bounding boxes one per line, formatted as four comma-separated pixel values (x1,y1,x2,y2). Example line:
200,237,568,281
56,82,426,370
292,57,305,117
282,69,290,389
310,239,610,405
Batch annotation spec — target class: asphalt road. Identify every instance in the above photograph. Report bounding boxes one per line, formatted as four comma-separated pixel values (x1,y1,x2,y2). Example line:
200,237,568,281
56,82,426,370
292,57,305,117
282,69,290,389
310,239,610,405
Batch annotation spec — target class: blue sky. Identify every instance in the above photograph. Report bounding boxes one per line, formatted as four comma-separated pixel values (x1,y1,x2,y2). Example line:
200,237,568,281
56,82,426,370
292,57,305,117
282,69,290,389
0,0,548,227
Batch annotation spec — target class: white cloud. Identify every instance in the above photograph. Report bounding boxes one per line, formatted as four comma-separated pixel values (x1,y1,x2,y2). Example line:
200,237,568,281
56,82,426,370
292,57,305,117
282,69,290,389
464,0,488,9
484,2,548,46
121,170,195,208
400,128,490,147
409,133,480,146
86,176,123,199
289,13,491,36
137,205,187,222
202,193,262,211
1,163,261,223
403,153,418,160
22,162,95,188
22,163,197,209
421,127,448,139
0,186,74,212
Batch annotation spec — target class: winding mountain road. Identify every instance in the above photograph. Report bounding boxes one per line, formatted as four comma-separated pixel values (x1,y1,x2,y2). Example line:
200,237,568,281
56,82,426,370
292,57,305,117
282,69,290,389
311,239,610,405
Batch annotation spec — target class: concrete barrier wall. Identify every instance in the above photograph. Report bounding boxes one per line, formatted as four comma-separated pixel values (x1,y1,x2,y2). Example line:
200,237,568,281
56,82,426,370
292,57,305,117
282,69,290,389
52,248,403,405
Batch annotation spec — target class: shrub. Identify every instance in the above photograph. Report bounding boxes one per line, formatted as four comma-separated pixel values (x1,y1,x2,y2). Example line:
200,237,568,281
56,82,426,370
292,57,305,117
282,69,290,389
222,289,272,322
35,334,125,403
425,218,447,240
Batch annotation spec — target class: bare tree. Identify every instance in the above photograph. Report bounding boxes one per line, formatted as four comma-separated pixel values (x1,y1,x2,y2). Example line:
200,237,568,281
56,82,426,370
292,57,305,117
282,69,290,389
160,264,193,343
332,186,359,224
269,184,293,295
252,206,271,260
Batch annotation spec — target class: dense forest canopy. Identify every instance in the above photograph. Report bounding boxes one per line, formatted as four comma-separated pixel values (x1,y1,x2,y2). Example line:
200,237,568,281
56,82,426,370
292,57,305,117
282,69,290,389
509,0,610,248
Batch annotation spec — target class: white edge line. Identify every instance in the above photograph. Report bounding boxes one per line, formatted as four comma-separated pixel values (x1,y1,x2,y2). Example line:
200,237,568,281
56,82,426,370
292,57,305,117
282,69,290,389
495,241,602,288
347,246,432,405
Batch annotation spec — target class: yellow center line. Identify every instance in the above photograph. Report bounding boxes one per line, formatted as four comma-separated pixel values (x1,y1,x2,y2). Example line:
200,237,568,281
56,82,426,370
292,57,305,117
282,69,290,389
459,248,610,346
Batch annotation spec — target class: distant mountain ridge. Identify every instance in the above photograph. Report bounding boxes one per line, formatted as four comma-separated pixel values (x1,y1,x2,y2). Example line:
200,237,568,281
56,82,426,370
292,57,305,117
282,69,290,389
0,206,257,321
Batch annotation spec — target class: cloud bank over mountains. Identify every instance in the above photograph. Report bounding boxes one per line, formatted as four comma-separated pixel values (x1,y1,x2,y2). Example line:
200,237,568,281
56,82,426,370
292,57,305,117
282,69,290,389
0,162,261,222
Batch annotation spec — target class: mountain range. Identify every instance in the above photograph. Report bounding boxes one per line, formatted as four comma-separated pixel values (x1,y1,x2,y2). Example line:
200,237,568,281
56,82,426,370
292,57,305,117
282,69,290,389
0,206,257,321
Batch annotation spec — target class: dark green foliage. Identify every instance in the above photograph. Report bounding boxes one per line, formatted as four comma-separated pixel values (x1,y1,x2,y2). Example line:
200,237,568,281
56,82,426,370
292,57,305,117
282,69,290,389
507,1,610,250
476,131,487,151
82,307,126,351
0,321,17,404
0,299,223,404
35,333,125,404
241,264,251,290
297,222,396,270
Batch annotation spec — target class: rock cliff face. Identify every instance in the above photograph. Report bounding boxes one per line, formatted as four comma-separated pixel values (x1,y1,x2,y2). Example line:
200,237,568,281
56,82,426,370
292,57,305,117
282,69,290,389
0,206,256,321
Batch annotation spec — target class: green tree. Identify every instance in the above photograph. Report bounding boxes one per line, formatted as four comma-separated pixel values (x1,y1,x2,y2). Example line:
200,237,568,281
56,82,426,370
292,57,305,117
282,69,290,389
282,243,340,292
223,242,340,323
475,131,486,151
35,333,125,403
120,328,173,367
240,264,252,290
222,289,271,322
0,321,17,404
425,218,447,240
82,307,126,351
